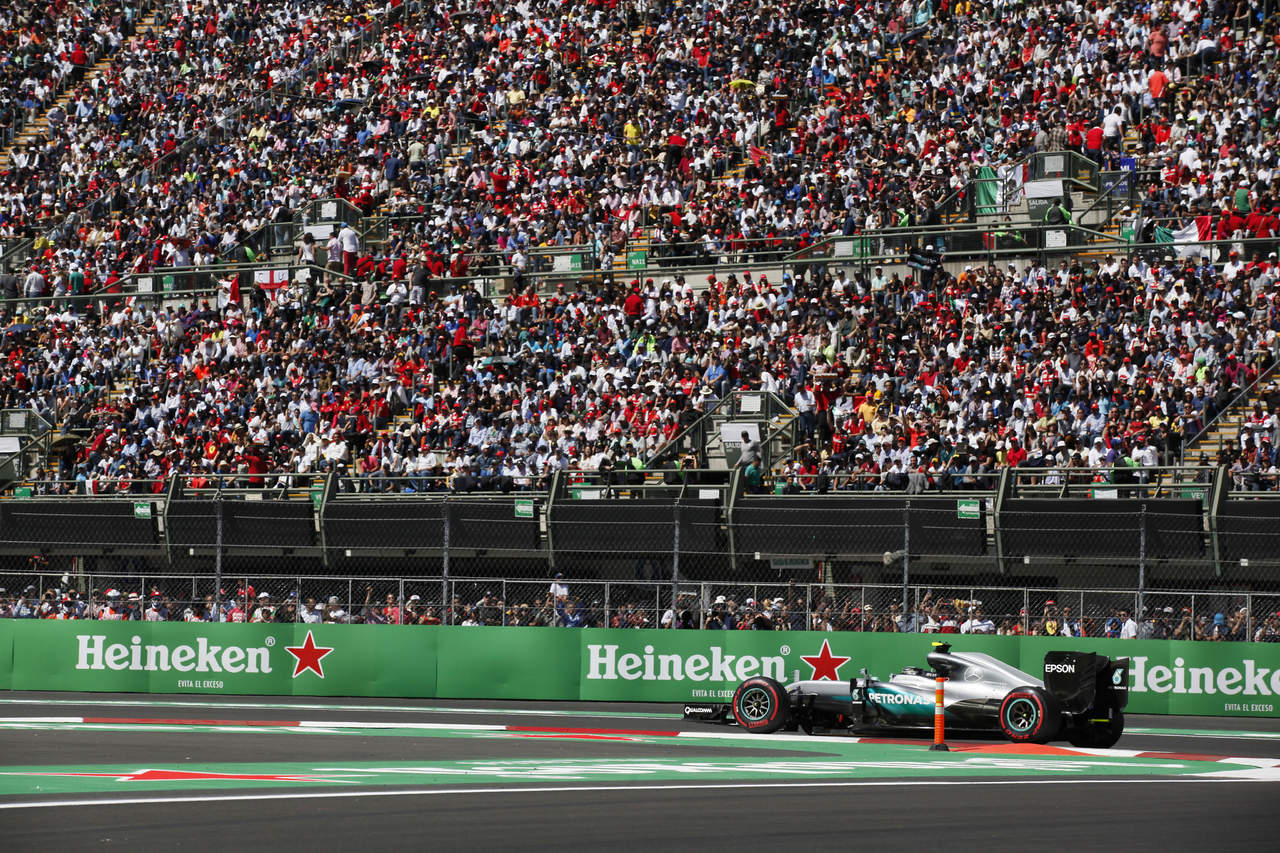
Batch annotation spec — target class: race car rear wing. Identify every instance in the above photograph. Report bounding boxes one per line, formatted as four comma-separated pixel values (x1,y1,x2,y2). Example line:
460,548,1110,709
1043,651,1130,714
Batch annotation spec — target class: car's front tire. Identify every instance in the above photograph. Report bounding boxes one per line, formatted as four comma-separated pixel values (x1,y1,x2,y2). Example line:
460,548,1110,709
998,686,1061,744
731,676,790,733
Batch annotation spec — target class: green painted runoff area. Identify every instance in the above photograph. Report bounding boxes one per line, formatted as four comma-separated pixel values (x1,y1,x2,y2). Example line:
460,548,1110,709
0,728,1255,796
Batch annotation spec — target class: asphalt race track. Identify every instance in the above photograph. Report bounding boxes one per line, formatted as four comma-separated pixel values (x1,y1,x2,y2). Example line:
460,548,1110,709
0,693,1277,851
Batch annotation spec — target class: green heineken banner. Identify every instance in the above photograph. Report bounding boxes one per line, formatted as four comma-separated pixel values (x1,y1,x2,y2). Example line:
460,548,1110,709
5,622,436,698
576,632,1280,717
0,621,11,691
0,623,1277,717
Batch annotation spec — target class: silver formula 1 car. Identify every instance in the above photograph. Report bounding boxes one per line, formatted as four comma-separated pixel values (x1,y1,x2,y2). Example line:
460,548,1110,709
683,643,1129,748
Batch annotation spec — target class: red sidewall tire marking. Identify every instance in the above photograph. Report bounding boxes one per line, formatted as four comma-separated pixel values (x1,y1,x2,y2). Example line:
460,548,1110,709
999,690,1046,742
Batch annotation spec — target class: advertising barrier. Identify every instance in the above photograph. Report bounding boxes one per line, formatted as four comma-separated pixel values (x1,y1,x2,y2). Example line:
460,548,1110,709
0,623,1276,717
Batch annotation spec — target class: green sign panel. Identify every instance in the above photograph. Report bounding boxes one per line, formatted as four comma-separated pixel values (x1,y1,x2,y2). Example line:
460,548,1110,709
627,250,647,269
5,622,436,698
133,502,153,520
13,487,31,499
957,499,980,519
0,623,1278,718
514,499,534,518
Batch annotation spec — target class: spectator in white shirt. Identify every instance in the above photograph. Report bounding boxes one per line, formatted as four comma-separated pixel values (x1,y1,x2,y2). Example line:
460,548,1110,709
960,607,995,634
1118,608,1139,639
338,224,360,276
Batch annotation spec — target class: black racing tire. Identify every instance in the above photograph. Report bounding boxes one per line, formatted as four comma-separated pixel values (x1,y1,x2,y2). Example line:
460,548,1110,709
731,676,790,734
999,686,1062,744
1067,709,1125,749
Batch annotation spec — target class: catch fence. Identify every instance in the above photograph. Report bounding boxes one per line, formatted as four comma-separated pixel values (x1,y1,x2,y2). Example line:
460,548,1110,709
1,571,1272,644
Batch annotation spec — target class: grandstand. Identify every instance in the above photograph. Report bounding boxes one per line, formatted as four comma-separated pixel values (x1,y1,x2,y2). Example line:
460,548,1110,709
1,1,1279,617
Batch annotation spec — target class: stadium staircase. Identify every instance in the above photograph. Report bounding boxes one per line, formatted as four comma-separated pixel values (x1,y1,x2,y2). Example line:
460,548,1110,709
648,390,797,473
0,10,160,168
1181,366,1280,467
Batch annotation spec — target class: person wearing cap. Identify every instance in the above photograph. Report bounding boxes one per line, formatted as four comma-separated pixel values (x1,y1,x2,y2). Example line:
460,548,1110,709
251,592,275,623
97,589,126,621
323,596,349,624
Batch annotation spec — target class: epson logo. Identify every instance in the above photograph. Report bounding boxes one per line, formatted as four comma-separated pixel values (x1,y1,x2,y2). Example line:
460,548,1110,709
871,691,933,706
1044,663,1076,674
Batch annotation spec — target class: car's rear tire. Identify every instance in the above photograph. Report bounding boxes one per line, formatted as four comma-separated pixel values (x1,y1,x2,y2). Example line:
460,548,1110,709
1067,708,1124,749
731,676,790,734
999,686,1061,744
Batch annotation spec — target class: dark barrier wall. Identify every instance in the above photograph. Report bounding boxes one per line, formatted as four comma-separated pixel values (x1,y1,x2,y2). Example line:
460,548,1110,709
1001,499,1203,559
1218,500,1280,562
449,500,542,551
167,500,316,551
733,497,984,557
551,499,679,553
324,501,444,552
0,500,158,550
679,501,722,556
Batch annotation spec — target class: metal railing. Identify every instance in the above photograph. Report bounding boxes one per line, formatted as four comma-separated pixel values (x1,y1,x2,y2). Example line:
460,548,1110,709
0,572,1272,641
1181,356,1280,467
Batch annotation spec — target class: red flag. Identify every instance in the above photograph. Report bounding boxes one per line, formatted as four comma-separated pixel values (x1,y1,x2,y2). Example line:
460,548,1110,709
749,145,770,167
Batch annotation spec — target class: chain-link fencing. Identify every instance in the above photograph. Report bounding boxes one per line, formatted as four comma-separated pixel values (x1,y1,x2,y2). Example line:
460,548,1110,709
2,468,1280,641
1,568,1274,642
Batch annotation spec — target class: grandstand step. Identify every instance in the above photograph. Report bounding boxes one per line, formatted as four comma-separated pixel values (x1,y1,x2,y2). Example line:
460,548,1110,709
1,11,160,167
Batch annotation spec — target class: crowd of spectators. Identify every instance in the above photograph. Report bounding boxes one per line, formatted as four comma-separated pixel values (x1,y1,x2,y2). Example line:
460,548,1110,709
6,243,1279,497
0,0,141,164
1,0,1279,499
2,577,1275,641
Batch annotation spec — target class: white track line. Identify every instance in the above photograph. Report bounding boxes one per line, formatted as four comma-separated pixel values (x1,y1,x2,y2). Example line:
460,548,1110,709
0,777,1262,810
296,721,505,732
0,698,676,719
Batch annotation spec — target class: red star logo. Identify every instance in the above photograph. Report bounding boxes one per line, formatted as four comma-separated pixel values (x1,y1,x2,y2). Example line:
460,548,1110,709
285,630,333,679
801,639,851,681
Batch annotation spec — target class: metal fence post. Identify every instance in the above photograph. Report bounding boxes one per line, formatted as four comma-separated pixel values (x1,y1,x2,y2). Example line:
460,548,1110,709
1137,504,1147,620
442,505,451,625
213,496,223,622
901,504,911,614
398,578,405,625
671,504,680,629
